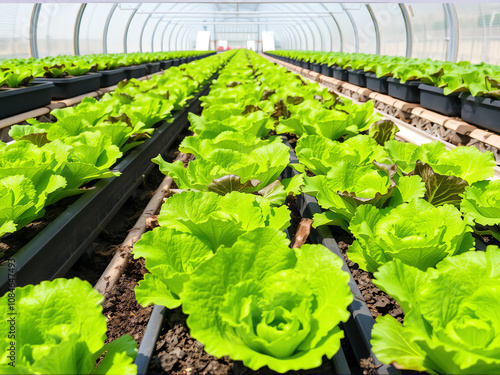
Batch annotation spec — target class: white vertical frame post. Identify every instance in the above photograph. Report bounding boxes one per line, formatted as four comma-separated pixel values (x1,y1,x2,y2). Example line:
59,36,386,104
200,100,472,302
74,3,87,56
443,3,459,62
30,4,42,58
103,3,118,54
366,4,380,55
399,3,413,58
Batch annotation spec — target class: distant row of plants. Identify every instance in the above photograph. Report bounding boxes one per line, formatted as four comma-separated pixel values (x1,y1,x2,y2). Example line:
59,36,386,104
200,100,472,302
0,51,233,374
0,52,228,242
133,49,354,373
270,50,500,99
267,50,500,373
0,51,211,88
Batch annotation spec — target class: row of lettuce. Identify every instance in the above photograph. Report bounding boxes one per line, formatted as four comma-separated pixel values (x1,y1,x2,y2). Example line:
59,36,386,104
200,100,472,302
0,52,228,241
2,48,499,373
149,49,499,374
270,50,500,99
0,51,234,374
0,51,211,88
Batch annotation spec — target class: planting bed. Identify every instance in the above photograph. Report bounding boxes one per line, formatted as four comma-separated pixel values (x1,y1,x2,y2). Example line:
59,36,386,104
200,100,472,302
4,49,500,375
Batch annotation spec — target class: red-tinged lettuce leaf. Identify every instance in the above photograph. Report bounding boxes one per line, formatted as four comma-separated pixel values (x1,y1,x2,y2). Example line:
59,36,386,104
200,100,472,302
208,174,260,195
369,120,400,146
410,161,468,207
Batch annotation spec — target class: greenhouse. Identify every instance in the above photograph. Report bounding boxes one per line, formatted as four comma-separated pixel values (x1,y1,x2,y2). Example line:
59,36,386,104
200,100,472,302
1,1,500,374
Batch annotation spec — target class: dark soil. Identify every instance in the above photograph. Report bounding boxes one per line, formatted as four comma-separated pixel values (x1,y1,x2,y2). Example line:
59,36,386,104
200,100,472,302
0,194,81,263
148,308,335,375
284,194,301,242
330,226,404,323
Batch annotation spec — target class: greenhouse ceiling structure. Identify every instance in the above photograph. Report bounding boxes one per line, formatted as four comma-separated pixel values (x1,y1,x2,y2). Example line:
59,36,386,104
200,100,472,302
1,2,500,64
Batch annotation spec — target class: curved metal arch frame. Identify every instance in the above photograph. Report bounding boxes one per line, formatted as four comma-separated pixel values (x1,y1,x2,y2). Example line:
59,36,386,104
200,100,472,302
29,4,42,58
123,6,139,53
281,5,310,50
341,4,359,53
159,3,193,51
103,3,118,54
319,3,343,52
73,4,87,56
139,3,162,52
366,4,380,55
150,3,176,52
443,3,459,62
399,3,413,58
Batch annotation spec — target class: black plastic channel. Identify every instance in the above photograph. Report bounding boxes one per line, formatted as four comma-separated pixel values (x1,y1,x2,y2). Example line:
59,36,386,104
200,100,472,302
135,305,167,375
282,138,400,375
99,68,127,87
0,83,211,294
146,62,161,75
33,73,102,100
0,82,54,119
460,93,500,132
365,73,389,94
347,69,367,87
387,77,421,103
419,84,461,117
124,65,148,80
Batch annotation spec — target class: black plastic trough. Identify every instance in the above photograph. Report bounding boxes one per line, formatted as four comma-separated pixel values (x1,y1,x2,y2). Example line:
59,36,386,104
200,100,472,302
0,83,211,294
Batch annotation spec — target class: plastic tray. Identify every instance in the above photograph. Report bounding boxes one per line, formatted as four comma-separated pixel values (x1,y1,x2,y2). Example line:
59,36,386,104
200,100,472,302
460,93,500,132
146,63,161,75
365,72,389,94
123,65,148,79
348,69,367,87
33,73,101,100
387,77,421,103
99,68,126,87
419,84,461,116
0,82,54,119
333,67,348,81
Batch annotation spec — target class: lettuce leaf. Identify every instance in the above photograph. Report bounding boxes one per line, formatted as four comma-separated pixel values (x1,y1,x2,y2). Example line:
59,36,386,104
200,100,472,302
372,246,500,374
181,227,352,372
0,278,137,374
348,199,475,272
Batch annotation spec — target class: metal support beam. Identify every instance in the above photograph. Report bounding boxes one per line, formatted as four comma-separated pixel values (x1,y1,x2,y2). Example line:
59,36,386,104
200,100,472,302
400,3,413,58
74,4,87,56
366,4,380,55
29,4,42,58
320,3,343,52
103,3,118,54
139,3,161,52
443,3,459,62
123,6,139,53
342,4,359,53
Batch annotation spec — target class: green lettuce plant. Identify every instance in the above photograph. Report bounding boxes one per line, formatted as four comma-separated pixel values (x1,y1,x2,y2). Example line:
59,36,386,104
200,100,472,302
133,191,291,308
181,227,352,373
371,246,500,374
153,140,290,193
0,278,137,374
348,199,475,272
295,134,391,175
461,180,500,240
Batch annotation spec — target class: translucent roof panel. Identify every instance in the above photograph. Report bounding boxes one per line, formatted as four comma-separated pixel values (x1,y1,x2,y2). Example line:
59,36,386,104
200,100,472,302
408,3,447,61
370,3,406,57
456,3,500,64
37,3,80,58
79,3,114,55
323,3,356,52
0,3,33,59
106,4,135,54
344,4,377,54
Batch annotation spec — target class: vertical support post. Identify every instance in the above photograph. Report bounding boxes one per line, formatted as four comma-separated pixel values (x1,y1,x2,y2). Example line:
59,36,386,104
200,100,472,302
443,3,459,62
342,4,359,53
319,3,343,52
29,4,42,59
74,4,87,56
103,3,118,54
140,4,161,53
366,4,380,55
124,6,139,53
399,3,413,58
